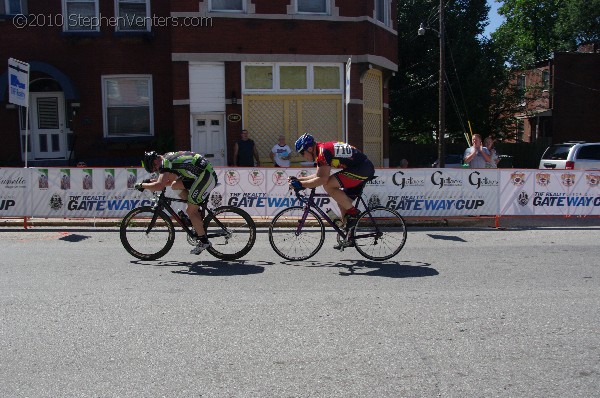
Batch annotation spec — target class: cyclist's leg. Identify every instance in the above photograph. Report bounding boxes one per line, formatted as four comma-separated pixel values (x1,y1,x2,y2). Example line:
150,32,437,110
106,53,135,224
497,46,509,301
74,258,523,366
187,171,217,237
323,176,354,217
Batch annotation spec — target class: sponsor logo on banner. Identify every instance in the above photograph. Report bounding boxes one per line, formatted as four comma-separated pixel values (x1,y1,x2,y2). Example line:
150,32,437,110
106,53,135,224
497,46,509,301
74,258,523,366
368,194,381,208
225,170,240,186
561,173,576,187
391,171,425,189
82,169,93,190
431,171,462,189
60,169,71,190
50,193,63,211
105,169,115,190
468,171,499,189
210,191,223,208
272,170,288,186
248,170,264,186
0,176,26,189
517,191,529,206
296,170,310,178
510,172,526,186
366,176,385,186
127,169,137,189
38,169,49,189
536,173,551,186
585,174,600,187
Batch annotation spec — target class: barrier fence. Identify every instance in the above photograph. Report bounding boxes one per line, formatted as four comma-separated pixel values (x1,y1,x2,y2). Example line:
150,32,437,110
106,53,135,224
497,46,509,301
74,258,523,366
1,167,600,220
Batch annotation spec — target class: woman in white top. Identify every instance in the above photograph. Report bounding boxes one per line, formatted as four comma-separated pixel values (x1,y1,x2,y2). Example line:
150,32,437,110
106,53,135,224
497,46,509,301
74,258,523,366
484,136,500,168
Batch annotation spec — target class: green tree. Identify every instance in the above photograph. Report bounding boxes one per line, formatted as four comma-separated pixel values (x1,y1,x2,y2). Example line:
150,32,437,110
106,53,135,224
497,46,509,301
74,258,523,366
390,0,504,148
492,0,600,68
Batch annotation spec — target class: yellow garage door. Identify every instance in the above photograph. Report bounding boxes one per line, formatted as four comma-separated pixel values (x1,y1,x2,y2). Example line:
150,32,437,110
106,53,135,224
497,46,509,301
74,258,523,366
243,94,343,164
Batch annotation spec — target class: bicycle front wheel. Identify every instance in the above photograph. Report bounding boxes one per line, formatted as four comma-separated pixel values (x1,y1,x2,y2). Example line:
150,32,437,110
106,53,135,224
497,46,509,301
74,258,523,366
120,206,175,260
269,206,325,261
204,206,256,260
354,206,407,261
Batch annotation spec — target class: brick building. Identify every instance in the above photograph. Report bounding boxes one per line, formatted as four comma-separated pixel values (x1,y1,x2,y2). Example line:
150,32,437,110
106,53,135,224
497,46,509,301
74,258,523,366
512,43,600,144
0,1,398,167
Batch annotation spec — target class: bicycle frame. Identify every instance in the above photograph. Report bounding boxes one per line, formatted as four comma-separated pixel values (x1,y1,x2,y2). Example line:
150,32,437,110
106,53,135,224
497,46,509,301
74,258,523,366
147,189,230,241
293,188,382,243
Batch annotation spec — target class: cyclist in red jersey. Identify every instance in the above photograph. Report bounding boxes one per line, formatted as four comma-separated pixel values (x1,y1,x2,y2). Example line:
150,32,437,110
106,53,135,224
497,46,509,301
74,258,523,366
290,133,375,229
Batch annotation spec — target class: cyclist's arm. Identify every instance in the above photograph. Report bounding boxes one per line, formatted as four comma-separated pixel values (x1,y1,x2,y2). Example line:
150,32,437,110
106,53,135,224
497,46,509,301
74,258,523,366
298,165,330,188
142,171,177,191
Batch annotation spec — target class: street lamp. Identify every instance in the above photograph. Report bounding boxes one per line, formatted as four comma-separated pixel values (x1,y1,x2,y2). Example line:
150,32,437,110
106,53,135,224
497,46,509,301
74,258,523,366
418,1,446,167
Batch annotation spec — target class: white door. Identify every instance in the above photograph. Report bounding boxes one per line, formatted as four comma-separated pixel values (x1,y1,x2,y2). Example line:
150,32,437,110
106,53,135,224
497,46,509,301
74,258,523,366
28,92,67,160
192,115,226,166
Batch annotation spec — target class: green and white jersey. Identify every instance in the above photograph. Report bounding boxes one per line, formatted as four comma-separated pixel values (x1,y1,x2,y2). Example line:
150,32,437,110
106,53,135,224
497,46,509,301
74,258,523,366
159,151,213,181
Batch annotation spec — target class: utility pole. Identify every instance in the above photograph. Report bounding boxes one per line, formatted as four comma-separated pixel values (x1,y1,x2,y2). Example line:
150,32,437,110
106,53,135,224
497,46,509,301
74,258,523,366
438,0,446,168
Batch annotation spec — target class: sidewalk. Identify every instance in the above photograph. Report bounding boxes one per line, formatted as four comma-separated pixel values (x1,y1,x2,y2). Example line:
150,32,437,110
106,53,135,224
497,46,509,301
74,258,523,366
2,216,599,229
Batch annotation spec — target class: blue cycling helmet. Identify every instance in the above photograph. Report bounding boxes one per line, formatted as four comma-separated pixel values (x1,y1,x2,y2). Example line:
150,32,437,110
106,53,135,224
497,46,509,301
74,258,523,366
295,133,315,153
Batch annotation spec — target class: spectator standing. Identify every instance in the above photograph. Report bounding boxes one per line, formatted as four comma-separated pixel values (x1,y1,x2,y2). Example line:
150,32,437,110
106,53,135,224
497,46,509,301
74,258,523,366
463,134,491,168
484,136,500,168
270,135,292,167
399,159,409,169
234,129,261,167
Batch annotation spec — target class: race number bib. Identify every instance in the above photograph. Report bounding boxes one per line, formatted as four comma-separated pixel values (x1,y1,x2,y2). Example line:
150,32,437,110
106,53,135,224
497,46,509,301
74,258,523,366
333,142,353,158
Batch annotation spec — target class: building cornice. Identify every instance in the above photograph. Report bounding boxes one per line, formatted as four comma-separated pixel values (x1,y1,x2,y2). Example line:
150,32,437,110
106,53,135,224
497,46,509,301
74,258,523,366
170,12,397,36
172,53,398,72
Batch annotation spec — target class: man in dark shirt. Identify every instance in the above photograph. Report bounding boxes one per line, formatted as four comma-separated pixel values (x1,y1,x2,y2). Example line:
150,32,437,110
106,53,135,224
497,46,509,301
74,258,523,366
233,129,261,167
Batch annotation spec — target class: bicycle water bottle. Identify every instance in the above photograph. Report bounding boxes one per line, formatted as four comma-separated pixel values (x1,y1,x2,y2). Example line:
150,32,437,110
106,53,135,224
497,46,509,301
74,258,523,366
326,208,343,227
178,210,192,227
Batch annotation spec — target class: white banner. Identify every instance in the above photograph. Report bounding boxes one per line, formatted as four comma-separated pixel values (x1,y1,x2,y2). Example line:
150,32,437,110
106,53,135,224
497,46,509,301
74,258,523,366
2,168,600,219
8,58,29,107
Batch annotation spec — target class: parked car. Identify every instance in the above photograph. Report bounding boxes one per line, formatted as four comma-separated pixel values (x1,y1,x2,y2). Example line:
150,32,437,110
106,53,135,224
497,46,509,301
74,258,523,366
538,142,600,170
432,154,465,168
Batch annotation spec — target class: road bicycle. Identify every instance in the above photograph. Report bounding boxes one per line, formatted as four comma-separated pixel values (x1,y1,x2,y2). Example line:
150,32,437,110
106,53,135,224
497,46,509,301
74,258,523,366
120,188,256,261
268,178,407,261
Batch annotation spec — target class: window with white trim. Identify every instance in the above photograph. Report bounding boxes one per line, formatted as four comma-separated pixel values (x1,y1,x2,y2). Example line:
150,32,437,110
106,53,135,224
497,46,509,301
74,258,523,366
115,0,150,32
375,0,391,26
102,76,154,137
209,0,245,12
1,0,26,14
63,0,99,31
296,0,329,14
243,63,342,92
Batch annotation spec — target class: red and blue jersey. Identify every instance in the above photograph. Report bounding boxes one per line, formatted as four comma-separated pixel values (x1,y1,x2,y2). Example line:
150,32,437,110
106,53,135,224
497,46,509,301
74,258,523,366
315,141,369,169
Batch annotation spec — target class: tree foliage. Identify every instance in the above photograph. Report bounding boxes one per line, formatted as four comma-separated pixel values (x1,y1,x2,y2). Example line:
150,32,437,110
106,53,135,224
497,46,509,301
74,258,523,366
492,0,600,68
390,0,507,147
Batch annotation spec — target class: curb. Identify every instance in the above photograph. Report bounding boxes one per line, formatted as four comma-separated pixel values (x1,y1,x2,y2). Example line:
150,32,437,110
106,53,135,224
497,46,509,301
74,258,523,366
0,217,490,229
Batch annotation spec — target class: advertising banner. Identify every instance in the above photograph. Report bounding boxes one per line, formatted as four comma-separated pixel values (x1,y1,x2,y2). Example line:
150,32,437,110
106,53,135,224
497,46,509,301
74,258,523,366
2,168,600,219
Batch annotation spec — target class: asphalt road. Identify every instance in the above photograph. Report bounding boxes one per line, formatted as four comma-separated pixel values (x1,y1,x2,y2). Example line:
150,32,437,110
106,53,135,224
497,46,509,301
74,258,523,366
0,224,599,397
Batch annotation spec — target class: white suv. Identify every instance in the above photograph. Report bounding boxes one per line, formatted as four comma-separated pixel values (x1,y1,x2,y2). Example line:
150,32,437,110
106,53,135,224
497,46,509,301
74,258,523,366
539,142,600,170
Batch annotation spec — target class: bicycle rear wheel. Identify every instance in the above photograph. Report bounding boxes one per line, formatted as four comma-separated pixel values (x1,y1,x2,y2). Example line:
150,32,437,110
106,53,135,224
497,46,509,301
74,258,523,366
353,206,407,261
204,206,256,260
120,206,175,260
269,206,325,261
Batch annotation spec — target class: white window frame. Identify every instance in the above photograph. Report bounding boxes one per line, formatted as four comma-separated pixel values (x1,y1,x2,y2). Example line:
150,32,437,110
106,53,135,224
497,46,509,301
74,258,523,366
1,0,26,14
242,62,342,93
374,0,391,27
295,0,330,15
62,0,100,32
208,0,246,13
101,75,154,138
114,0,151,32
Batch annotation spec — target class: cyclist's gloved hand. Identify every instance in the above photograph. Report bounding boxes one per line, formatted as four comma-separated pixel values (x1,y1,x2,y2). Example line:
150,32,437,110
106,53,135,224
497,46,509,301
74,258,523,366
290,179,303,190
134,182,145,192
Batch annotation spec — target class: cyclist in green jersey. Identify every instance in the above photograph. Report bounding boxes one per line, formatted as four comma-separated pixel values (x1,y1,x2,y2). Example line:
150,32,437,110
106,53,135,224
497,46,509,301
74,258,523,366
135,151,218,255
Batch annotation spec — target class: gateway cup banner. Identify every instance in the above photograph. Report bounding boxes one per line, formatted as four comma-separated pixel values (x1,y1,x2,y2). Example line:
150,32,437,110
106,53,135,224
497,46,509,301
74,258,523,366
1,168,600,219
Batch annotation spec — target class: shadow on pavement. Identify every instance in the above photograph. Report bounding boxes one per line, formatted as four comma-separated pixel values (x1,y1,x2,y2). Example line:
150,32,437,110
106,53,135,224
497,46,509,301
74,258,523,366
281,259,438,278
130,259,271,276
